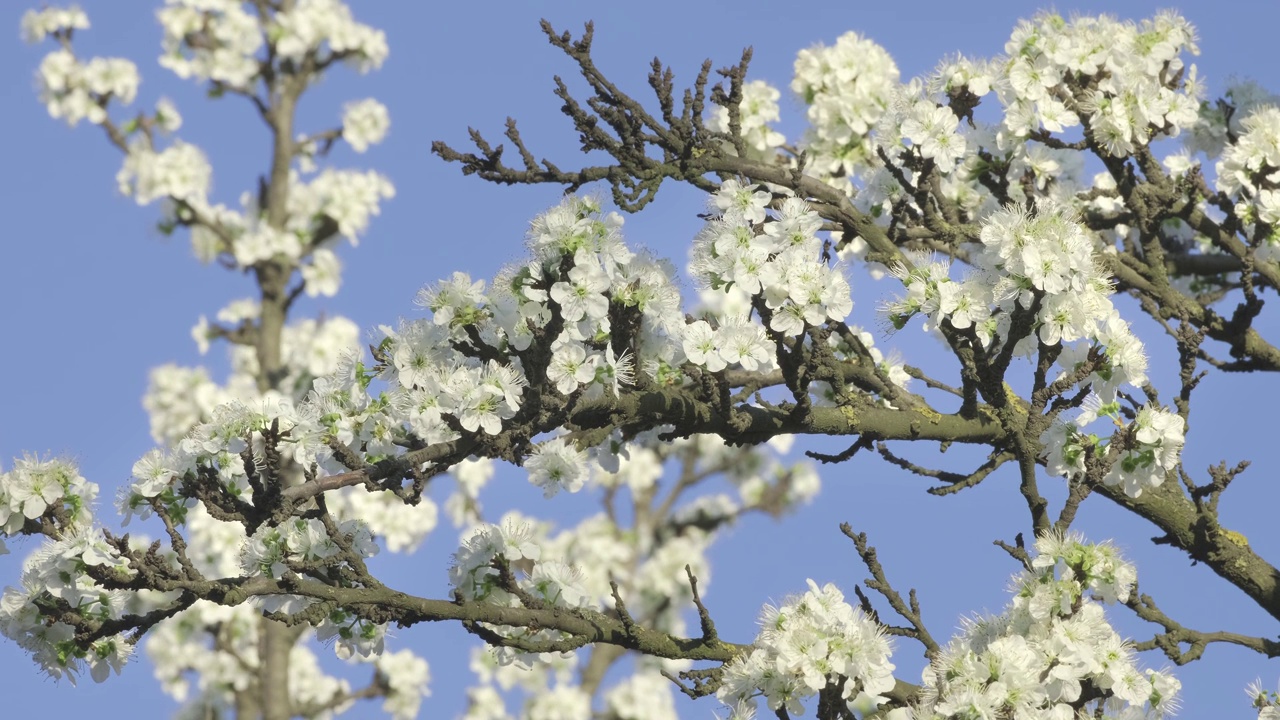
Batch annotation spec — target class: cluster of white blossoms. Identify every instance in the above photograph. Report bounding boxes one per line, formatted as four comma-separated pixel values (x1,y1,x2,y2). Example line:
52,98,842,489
133,309,447,684
691,182,853,342
707,79,787,160
342,98,391,153
273,0,389,73
0,441,425,684
452,496,732,720
133,492,429,718
926,54,997,102
326,484,439,553
454,432,818,709
150,603,342,716
33,48,139,127
150,311,360,439
343,194,686,479
977,206,1126,350
141,509,252,701
187,166,393,271
158,0,261,87
0,529,135,683
792,30,901,183
885,204,1149,394
450,435,826,716
1213,107,1280,264
162,164,394,271
455,508,705,720
19,4,87,42
158,0,386,88
916,533,1180,719
374,649,433,719
117,140,211,206
882,202,1180,497
898,97,967,170
449,519,594,667
603,670,680,720
147,602,259,707
22,7,140,127
449,519,588,609
1042,400,1186,499
791,47,993,221
242,517,378,576
824,10,1208,258
1187,79,1280,158
0,460,115,677
0,457,96,543
1215,107,1280,199
997,11,1202,155
0,458,132,683
524,438,589,498
290,168,397,244
716,578,896,718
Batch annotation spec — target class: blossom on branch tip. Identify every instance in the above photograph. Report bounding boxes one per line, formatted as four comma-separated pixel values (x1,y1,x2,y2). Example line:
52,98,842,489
711,179,772,225
1103,405,1185,498
273,0,388,73
20,6,88,44
717,579,896,716
342,98,390,152
708,79,786,160
158,0,262,87
792,29,900,181
450,520,544,603
117,140,212,206
919,533,1178,718
33,42,139,126
525,438,589,498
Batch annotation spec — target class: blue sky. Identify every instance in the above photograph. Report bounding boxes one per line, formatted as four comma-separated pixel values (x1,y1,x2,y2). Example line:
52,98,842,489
2,2,1279,717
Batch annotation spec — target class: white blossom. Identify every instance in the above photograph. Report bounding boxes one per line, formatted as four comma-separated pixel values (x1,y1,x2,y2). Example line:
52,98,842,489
342,98,390,152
